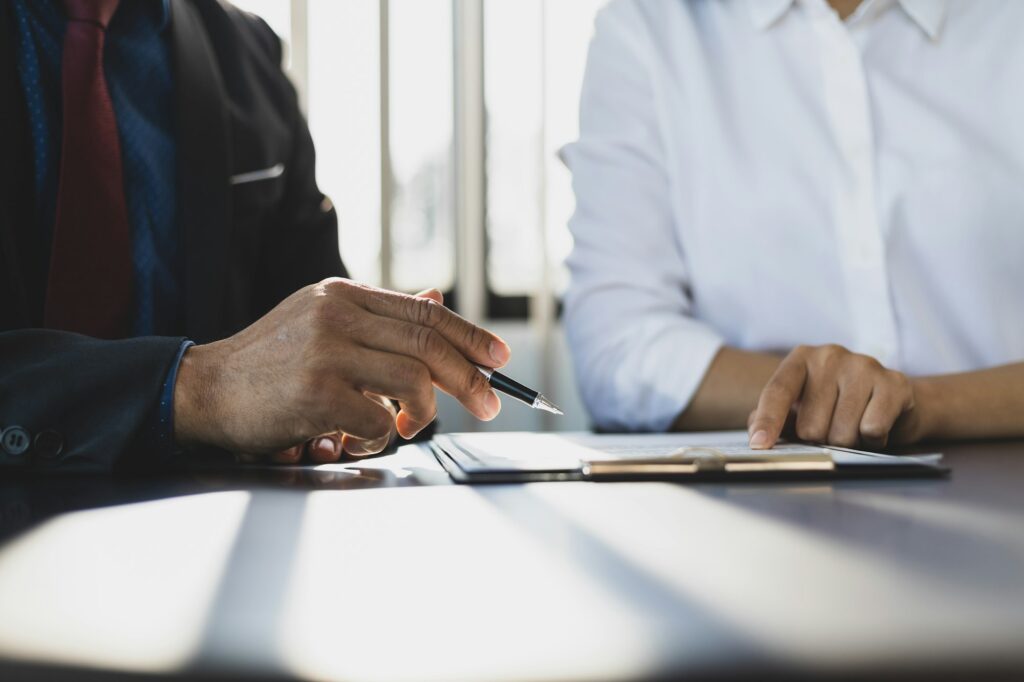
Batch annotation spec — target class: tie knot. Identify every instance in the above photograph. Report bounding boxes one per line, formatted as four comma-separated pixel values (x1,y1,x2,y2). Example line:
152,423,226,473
63,0,122,29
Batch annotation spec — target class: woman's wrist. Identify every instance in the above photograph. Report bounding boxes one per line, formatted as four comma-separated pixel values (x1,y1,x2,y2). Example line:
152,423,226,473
906,376,945,444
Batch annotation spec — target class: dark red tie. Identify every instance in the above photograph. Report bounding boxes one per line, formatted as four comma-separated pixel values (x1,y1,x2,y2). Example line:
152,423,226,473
44,0,134,339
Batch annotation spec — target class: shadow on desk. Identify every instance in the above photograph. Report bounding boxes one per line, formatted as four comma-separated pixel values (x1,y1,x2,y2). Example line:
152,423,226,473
697,478,1024,590
0,462,430,547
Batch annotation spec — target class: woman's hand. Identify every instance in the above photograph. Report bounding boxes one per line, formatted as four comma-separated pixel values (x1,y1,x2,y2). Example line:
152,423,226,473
747,344,924,450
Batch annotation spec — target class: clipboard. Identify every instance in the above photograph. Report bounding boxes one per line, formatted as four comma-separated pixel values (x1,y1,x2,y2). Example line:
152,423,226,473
429,432,948,484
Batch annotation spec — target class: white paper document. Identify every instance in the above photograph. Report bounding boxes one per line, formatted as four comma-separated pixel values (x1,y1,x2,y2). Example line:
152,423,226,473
440,431,943,475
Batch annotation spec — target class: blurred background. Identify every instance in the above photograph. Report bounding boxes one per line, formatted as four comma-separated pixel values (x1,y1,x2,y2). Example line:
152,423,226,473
231,0,606,433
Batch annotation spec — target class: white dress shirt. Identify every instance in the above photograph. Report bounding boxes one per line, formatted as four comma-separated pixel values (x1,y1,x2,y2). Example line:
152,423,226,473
563,0,1024,432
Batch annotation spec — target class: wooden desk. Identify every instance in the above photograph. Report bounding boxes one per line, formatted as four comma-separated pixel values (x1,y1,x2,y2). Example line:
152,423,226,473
1,438,1023,680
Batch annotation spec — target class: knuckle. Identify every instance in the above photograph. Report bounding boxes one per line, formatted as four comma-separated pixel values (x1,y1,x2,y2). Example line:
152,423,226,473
887,370,911,392
464,367,491,397
411,388,438,420
315,278,360,310
396,358,431,388
829,432,858,448
412,297,445,327
853,354,882,372
311,295,358,329
796,422,825,442
860,418,891,440
817,344,847,367
413,327,446,360
461,321,490,353
319,276,351,296
419,379,439,404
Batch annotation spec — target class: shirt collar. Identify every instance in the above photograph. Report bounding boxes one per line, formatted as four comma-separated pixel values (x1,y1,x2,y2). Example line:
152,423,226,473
897,0,947,39
747,0,948,40
747,0,796,31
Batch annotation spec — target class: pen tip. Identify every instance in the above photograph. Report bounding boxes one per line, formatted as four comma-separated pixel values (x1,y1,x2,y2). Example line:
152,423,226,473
536,396,564,416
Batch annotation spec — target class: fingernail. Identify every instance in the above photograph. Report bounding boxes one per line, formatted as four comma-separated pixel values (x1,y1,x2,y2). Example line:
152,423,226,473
314,437,338,456
483,390,501,420
749,430,771,449
490,339,511,365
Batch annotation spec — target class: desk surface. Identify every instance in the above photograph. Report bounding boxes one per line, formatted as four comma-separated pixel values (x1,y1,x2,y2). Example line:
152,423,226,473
1,438,1023,681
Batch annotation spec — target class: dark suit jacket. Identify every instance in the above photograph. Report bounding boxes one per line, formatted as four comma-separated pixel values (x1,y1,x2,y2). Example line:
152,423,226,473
0,0,346,472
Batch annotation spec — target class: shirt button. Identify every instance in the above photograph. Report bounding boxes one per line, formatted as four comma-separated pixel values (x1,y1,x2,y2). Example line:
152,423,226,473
1,427,32,457
34,430,65,461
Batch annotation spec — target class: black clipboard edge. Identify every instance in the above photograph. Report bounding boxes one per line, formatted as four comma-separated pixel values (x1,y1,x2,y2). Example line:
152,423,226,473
429,437,950,485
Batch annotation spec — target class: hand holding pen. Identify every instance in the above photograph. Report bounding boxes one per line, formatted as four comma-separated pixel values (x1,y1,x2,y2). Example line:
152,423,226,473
176,281,560,466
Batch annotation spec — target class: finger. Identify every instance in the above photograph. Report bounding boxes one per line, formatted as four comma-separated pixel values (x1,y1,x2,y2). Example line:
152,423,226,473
352,286,511,368
780,408,799,439
749,350,810,449
793,374,839,443
859,372,914,449
351,315,500,423
415,288,444,305
342,432,392,458
340,348,441,437
752,408,798,438
270,444,304,464
342,394,397,455
826,375,874,447
322,388,396,442
305,434,343,464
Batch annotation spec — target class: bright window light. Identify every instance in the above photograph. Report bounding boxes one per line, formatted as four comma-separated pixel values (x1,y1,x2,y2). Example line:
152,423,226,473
387,0,456,294
307,0,383,286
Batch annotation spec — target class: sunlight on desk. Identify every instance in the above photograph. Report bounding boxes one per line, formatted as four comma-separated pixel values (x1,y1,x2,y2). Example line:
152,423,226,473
0,492,250,673
276,487,669,682
518,483,1024,669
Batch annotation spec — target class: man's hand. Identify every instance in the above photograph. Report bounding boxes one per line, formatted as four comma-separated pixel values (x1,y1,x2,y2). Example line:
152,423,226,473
173,279,509,460
238,394,398,465
747,344,922,450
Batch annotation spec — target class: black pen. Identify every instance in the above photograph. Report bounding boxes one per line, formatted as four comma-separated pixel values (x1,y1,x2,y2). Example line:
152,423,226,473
476,366,563,415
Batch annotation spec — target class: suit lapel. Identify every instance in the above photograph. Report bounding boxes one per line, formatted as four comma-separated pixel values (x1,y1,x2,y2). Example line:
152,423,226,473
169,0,232,343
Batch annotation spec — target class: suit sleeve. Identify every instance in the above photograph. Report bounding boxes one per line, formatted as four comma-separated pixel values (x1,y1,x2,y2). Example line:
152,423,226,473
0,330,186,473
249,20,347,313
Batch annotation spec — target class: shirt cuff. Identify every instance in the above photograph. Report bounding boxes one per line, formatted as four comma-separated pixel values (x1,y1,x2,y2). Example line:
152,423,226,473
149,339,194,461
579,320,724,433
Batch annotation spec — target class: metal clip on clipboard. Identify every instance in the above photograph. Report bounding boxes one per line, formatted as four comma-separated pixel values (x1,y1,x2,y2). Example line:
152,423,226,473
582,446,835,478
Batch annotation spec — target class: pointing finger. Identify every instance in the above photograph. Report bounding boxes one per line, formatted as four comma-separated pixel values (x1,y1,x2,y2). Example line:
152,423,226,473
749,351,809,449
353,286,511,368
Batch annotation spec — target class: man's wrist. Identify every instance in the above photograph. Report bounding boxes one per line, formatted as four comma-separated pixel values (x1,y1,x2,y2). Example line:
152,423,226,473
173,342,223,448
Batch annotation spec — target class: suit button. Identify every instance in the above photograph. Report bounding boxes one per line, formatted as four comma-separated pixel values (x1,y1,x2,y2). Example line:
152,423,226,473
34,429,65,461
1,427,31,457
